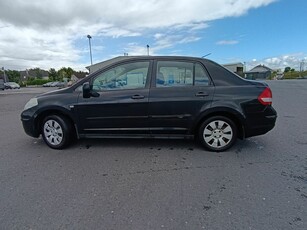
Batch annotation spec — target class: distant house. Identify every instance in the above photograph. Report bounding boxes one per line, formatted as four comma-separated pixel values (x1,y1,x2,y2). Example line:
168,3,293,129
86,56,133,74
245,65,273,80
71,72,87,82
223,62,244,77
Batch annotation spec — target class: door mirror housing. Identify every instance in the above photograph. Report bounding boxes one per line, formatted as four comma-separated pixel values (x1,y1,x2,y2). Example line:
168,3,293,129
83,82,99,98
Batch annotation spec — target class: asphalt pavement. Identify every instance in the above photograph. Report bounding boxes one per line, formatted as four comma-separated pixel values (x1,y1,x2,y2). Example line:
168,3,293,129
0,81,306,229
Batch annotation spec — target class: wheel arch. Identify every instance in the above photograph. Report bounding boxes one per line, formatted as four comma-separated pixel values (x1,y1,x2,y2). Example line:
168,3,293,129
192,108,245,139
34,108,78,138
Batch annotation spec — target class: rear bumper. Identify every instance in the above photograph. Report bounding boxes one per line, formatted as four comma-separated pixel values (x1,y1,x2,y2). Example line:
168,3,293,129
244,106,277,138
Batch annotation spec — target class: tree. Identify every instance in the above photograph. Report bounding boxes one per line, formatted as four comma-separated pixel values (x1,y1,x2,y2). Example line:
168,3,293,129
33,68,43,79
284,67,291,73
48,68,58,81
58,67,75,81
65,67,74,80
6,70,20,83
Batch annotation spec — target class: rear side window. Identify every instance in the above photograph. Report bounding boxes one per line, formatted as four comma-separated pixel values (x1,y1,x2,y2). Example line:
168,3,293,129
156,61,209,87
156,61,193,87
195,63,210,86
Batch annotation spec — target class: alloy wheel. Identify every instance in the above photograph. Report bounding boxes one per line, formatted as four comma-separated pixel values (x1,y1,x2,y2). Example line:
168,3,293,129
203,120,233,149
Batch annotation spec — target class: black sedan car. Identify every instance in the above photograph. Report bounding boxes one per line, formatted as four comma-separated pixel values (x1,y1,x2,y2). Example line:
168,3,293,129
21,56,277,151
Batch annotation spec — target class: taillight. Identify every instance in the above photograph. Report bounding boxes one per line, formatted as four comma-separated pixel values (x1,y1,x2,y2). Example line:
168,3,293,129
258,87,272,105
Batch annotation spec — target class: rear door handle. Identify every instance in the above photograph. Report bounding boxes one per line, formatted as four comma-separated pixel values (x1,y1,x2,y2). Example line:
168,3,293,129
195,92,209,97
131,95,145,99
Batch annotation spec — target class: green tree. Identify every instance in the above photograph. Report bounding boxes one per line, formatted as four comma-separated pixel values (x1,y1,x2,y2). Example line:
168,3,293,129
57,68,66,81
284,67,291,73
6,70,20,83
58,67,75,81
65,67,74,80
48,68,58,81
33,68,43,79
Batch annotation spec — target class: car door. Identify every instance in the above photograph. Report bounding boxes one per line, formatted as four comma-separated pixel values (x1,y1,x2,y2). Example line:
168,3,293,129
76,60,152,136
148,60,214,135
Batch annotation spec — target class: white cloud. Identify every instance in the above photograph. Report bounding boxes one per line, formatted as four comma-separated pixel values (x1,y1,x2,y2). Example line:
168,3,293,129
0,0,277,70
247,53,307,71
216,40,239,45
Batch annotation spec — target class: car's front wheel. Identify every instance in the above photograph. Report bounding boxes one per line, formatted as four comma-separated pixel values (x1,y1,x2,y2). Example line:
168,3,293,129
41,115,72,149
199,116,237,152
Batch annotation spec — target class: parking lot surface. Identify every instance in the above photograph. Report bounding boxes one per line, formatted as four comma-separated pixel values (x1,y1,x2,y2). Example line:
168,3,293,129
0,81,306,229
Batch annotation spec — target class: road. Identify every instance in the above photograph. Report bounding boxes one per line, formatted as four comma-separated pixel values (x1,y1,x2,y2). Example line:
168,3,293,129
0,81,306,229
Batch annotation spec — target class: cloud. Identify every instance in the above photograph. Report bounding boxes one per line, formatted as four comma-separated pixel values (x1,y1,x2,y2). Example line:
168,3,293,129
247,53,307,71
216,40,239,45
0,0,276,30
0,0,277,70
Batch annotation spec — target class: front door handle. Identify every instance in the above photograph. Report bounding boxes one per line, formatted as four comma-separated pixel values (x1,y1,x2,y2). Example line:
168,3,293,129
131,95,145,99
195,92,209,97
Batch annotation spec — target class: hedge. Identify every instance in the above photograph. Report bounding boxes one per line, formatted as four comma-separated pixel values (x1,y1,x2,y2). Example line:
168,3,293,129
26,79,51,85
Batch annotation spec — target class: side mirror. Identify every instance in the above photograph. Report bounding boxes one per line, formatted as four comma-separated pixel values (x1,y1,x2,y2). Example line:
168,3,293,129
83,82,99,98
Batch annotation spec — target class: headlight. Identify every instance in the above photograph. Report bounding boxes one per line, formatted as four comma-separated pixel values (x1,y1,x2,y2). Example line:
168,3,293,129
24,98,38,111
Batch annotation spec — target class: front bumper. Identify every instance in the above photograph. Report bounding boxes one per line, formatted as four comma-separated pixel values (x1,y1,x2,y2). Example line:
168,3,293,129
21,112,40,138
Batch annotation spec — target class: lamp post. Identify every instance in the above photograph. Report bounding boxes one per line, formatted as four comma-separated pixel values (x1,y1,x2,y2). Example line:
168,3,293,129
87,35,93,65
1,67,7,82
146,45,149,56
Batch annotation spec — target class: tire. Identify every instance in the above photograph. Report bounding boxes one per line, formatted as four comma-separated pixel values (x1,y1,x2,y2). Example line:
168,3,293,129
198,116,237,152
41,115,72,149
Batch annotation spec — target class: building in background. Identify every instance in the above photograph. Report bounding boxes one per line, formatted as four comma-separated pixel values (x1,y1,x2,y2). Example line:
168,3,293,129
245,64,273,80
223,62,244,77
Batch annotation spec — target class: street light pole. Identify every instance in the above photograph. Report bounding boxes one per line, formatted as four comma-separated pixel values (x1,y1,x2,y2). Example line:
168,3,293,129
1,67,6,82
146,45,149,56
87,35,93,65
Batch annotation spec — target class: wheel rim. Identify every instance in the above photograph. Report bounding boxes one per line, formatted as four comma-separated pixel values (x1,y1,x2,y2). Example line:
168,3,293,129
203,120,233,149
43,120,63,146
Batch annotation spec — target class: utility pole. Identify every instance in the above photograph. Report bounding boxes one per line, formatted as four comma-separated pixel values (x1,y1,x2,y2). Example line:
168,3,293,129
1,67,7,82
87,35,93,65
299,60,305,78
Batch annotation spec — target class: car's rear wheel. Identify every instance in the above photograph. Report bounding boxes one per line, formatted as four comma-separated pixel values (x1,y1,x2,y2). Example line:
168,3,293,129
41,115,72,149
199,116,237,152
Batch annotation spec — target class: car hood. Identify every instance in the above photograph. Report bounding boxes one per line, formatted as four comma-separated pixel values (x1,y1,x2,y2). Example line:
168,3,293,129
38,87,70,98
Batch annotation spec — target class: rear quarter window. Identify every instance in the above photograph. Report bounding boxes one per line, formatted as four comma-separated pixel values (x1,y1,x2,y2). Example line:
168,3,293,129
203,60,246,86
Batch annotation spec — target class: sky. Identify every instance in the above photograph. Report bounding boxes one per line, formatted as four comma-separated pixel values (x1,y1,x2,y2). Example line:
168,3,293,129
0,0,306,72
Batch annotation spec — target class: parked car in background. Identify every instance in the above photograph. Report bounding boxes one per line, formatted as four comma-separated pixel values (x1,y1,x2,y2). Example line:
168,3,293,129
42,82,54,87
21,56,277,151
55,81,65,88
49,81,60,87
43,81,66,88
4,82,20,89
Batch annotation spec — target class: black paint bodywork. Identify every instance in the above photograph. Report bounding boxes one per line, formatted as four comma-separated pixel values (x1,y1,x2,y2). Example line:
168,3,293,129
21,56,277,141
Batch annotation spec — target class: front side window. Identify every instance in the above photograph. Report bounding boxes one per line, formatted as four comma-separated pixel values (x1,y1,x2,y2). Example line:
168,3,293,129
92,61,149,91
